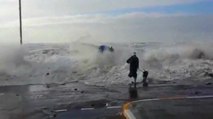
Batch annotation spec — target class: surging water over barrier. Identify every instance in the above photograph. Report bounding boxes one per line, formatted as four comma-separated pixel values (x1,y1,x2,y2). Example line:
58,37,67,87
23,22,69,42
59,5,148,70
0,42,213,86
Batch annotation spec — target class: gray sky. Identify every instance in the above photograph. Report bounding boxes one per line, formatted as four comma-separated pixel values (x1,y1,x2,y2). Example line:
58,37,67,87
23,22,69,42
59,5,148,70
0,0,212,43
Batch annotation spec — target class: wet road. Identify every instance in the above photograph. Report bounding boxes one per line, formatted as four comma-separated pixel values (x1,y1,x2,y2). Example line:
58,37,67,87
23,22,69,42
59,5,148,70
0,81,213,119
0,82,126,119
125,96,213,119
55,108,122,119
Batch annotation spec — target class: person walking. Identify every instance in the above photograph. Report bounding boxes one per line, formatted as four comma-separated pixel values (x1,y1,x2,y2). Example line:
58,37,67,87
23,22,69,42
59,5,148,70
127,52,139,88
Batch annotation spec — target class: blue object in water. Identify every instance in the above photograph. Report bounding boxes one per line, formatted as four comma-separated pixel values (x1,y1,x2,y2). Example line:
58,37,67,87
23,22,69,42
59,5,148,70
98,45,114,53
99,45,107,53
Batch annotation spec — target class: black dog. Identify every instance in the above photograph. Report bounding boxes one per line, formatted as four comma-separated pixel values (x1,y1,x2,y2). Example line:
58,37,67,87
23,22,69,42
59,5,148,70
143,71,149,87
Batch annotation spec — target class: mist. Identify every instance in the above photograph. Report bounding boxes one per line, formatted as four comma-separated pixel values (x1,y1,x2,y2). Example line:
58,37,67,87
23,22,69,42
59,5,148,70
0,41,212,86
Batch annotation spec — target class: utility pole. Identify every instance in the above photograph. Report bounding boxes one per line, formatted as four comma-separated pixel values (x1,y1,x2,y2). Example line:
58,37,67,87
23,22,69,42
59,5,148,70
19,0,23,45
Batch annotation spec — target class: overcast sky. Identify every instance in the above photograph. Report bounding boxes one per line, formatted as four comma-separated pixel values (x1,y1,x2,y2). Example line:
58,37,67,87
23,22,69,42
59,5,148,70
0,0,212,43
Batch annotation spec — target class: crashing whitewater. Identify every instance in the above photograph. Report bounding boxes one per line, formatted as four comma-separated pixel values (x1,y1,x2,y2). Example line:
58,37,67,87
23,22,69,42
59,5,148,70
0,42,213,86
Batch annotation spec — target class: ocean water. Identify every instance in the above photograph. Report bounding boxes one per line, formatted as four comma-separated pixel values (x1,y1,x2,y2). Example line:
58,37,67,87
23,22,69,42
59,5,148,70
0,42,213,86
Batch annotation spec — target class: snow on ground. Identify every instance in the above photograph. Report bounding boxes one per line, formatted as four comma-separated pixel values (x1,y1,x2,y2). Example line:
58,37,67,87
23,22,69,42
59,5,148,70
0,42,213,86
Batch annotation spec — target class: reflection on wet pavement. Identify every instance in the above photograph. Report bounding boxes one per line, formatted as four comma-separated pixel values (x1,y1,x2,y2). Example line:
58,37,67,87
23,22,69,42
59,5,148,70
0,82,213,119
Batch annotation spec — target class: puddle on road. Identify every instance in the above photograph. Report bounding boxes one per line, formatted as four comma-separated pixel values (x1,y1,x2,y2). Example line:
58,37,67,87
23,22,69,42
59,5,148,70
29,85,48,92
0,93,4,96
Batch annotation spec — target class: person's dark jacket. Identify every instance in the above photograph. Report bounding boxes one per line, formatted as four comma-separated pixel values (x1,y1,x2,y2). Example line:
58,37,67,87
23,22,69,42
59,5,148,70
127,55,139,73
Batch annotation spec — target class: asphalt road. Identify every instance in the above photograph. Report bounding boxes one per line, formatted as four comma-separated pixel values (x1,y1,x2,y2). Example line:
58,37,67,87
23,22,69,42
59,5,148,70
0,81,213,119
127,96,213,119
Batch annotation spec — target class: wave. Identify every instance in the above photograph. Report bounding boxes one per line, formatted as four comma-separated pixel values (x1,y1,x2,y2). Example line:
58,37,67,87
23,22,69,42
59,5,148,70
0,42,213,86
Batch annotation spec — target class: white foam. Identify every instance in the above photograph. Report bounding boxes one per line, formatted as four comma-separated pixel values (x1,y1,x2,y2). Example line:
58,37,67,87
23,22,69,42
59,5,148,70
0,42,212,86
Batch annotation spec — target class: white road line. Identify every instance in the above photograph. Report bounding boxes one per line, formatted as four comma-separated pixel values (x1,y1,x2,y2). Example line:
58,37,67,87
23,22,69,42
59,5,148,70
80,106,121,110
133,98,161,103
55,109,67,112
123,95,213,119
186,95,213,99
132,95,213,104
54,95,213,114
107,106,121,109
81,108,95,111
